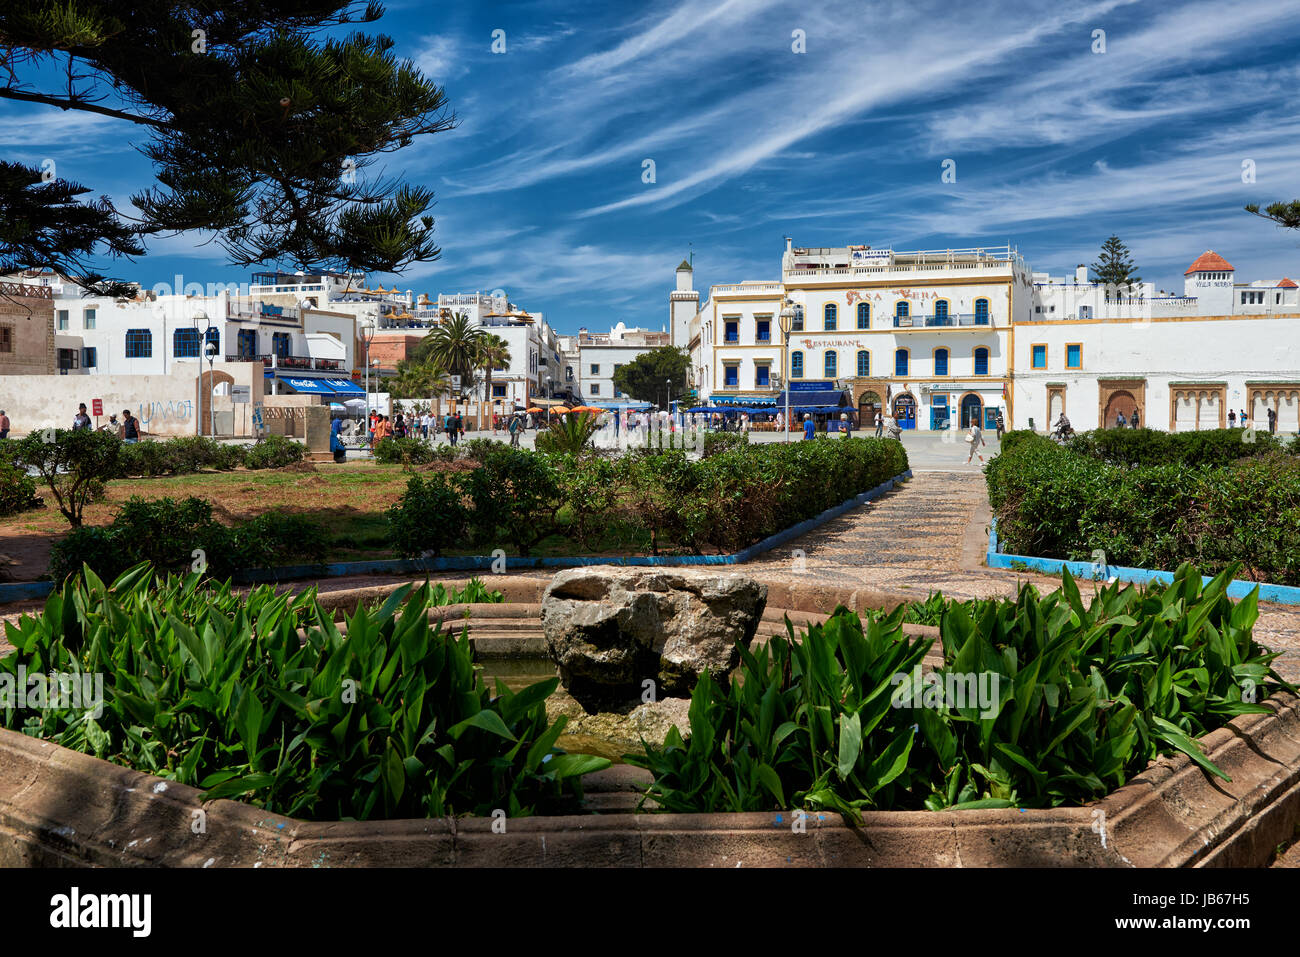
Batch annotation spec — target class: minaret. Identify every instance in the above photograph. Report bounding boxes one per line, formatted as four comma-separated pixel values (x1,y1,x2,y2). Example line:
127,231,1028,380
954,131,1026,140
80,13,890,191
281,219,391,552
670,258,699,348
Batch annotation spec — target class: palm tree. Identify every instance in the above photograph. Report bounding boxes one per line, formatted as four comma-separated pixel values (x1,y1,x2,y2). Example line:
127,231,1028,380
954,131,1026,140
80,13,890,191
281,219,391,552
385,358,448,399
421,311,485,421
475,333,513,429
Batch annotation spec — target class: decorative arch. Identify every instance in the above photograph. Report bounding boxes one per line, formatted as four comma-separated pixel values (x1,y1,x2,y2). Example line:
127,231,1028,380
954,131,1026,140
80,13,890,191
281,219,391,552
196,369,235,436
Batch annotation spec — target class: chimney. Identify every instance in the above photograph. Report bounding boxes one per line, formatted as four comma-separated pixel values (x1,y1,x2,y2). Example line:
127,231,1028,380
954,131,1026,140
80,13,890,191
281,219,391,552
785,236,794,254
1075,264,1088,284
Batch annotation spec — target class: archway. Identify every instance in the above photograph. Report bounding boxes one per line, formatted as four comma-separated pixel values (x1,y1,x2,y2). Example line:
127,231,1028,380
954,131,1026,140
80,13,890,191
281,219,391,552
1104,390,1137,428
959,392,983,429
858,390,881,427
892,392,917,429
196,369,235,436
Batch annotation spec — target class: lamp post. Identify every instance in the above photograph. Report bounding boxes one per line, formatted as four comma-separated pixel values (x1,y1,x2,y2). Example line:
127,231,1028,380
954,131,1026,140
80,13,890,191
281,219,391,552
546,374,553,425
204,339,218,438
778,298,795,443
362,322,376,443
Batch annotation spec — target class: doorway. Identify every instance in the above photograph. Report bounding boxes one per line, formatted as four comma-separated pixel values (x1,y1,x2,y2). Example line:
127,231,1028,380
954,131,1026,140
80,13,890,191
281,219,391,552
959,392,983,429
892,393,917,429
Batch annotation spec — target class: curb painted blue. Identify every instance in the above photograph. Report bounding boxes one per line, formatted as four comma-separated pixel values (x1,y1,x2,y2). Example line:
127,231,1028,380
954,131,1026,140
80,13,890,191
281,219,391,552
0,470,913,602
987,518,1300,606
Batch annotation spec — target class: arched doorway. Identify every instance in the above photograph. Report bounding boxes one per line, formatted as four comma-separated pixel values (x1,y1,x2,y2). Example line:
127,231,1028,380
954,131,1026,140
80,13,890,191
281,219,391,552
196,369,235,436
1104,390,1137,428
892,393,917,429
858,390,881,428
959,392,983,429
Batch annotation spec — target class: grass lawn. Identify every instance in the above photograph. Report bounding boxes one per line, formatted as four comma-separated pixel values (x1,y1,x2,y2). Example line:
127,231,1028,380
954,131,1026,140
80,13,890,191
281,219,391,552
0,461,661,581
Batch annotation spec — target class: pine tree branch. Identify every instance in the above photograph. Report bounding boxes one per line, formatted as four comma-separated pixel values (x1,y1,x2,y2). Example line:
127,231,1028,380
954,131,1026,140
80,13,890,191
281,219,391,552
0,86,168,129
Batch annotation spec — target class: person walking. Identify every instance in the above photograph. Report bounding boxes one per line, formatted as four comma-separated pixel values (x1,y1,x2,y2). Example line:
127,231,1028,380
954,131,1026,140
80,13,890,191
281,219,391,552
1130,408,1140,430
1268,406,1278,434
1228,409,1237,428
444,411,456,446
392,413,407,438
1115,410,1127,429
0,410,9,440
508,413,522,447
802,413,816,441
330,415,347,463
994,407,1005,439
118,409,140,444
839,412,851,437
72,403,92,431
453,411,463,445
965,421,986,465
875,410,884,439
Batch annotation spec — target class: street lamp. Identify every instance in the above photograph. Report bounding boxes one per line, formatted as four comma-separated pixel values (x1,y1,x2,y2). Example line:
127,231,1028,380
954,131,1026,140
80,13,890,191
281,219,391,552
204,338,218,438
666,378,672,420
362,322,376,443
778,298,796,442
546,374,553,425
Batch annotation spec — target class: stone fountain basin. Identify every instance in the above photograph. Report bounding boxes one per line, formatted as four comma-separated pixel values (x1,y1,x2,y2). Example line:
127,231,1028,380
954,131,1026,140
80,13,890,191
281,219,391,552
0,575,1297,867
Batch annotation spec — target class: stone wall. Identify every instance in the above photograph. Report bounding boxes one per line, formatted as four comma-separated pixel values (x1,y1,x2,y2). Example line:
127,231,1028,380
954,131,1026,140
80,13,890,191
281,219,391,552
0,285,55,376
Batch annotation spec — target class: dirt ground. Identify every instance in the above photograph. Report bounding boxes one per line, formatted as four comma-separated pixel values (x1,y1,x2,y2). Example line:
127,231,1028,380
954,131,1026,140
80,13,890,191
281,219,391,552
0,462,416,581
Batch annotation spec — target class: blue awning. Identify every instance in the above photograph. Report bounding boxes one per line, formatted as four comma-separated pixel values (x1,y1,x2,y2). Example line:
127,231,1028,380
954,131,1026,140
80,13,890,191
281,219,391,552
275,375,334,394
774,389,849,408
320,377,364,395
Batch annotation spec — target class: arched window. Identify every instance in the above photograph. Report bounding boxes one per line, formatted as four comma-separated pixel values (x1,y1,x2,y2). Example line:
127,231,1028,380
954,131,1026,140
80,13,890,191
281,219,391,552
934,348,949,376
824,303,837,331
935,300,949,321
204,327,220,354
824,350,837,378
125,329,152,359
974,347,989,376
895,349,909,377
173,328,201,358
791,351,804,378
974,299,989,325
895,301,909,318
272,332,292,358
856,350,870,377
856,302,870,329
792,305,804,332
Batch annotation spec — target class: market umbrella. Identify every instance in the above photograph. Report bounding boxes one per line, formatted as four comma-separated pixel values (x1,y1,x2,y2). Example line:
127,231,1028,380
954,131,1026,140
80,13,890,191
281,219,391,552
549,406,571,414
567,406,602,414
525,407,546,414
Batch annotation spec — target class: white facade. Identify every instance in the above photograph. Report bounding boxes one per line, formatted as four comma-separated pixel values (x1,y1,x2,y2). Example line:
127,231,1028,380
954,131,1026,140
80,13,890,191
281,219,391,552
576,322,671,405
681,240,1027,429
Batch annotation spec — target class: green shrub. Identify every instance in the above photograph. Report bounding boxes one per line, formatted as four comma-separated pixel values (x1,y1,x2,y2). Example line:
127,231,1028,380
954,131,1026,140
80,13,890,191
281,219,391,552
628,566,1290,814
47,496,327,583
374,436,438,466
989,432,1300,585
0,460,42,516
700,431,748,457
1065,426,1282,468
1,568,607,819
115,436,245,477
386,474,469,558
242,434,305,469
13,429,120,526
461,446,562,554
459,437,498,463
534,414,599,455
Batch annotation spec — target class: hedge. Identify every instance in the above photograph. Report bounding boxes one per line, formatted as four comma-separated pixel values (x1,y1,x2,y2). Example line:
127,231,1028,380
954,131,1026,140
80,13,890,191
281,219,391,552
48,496,328,583
988,430,1300,585
388,437,909,558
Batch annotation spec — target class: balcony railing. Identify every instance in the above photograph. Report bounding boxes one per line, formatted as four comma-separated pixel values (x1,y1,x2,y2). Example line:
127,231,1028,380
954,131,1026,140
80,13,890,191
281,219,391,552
225,354,343,371
893,314,990,328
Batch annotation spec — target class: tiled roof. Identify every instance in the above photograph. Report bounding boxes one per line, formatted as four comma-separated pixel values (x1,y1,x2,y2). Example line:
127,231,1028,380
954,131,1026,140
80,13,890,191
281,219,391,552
1278,277,1298,288
1184,251,1234,275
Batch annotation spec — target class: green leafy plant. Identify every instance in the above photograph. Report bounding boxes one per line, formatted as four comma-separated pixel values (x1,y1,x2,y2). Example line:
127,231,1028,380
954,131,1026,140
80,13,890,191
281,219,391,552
386,474,468,558
47,496,327,582
630,566,1291,814
1,567,607,820
13,428,120,526
374,436,439,466
534,413,599,455
242,434,306,470
0,459,42,516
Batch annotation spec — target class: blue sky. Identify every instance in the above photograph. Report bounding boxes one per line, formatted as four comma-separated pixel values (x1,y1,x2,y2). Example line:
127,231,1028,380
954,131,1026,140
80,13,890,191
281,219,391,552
6,0,1300,334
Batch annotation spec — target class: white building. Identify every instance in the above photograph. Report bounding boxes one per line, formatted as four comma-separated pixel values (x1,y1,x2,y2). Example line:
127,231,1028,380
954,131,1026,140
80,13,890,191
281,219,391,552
575,323,671,406
677,240,1028,430
1013,250,1300,434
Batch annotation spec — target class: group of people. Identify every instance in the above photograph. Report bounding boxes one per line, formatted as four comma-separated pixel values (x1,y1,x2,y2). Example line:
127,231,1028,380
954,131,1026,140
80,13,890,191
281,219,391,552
367,409,469,447
1227,408,1280,433
70,402,141,442
1112,409,1141,429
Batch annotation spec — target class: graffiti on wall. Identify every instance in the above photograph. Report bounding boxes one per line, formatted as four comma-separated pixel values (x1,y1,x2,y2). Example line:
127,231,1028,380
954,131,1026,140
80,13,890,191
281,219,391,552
137,399,193,425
